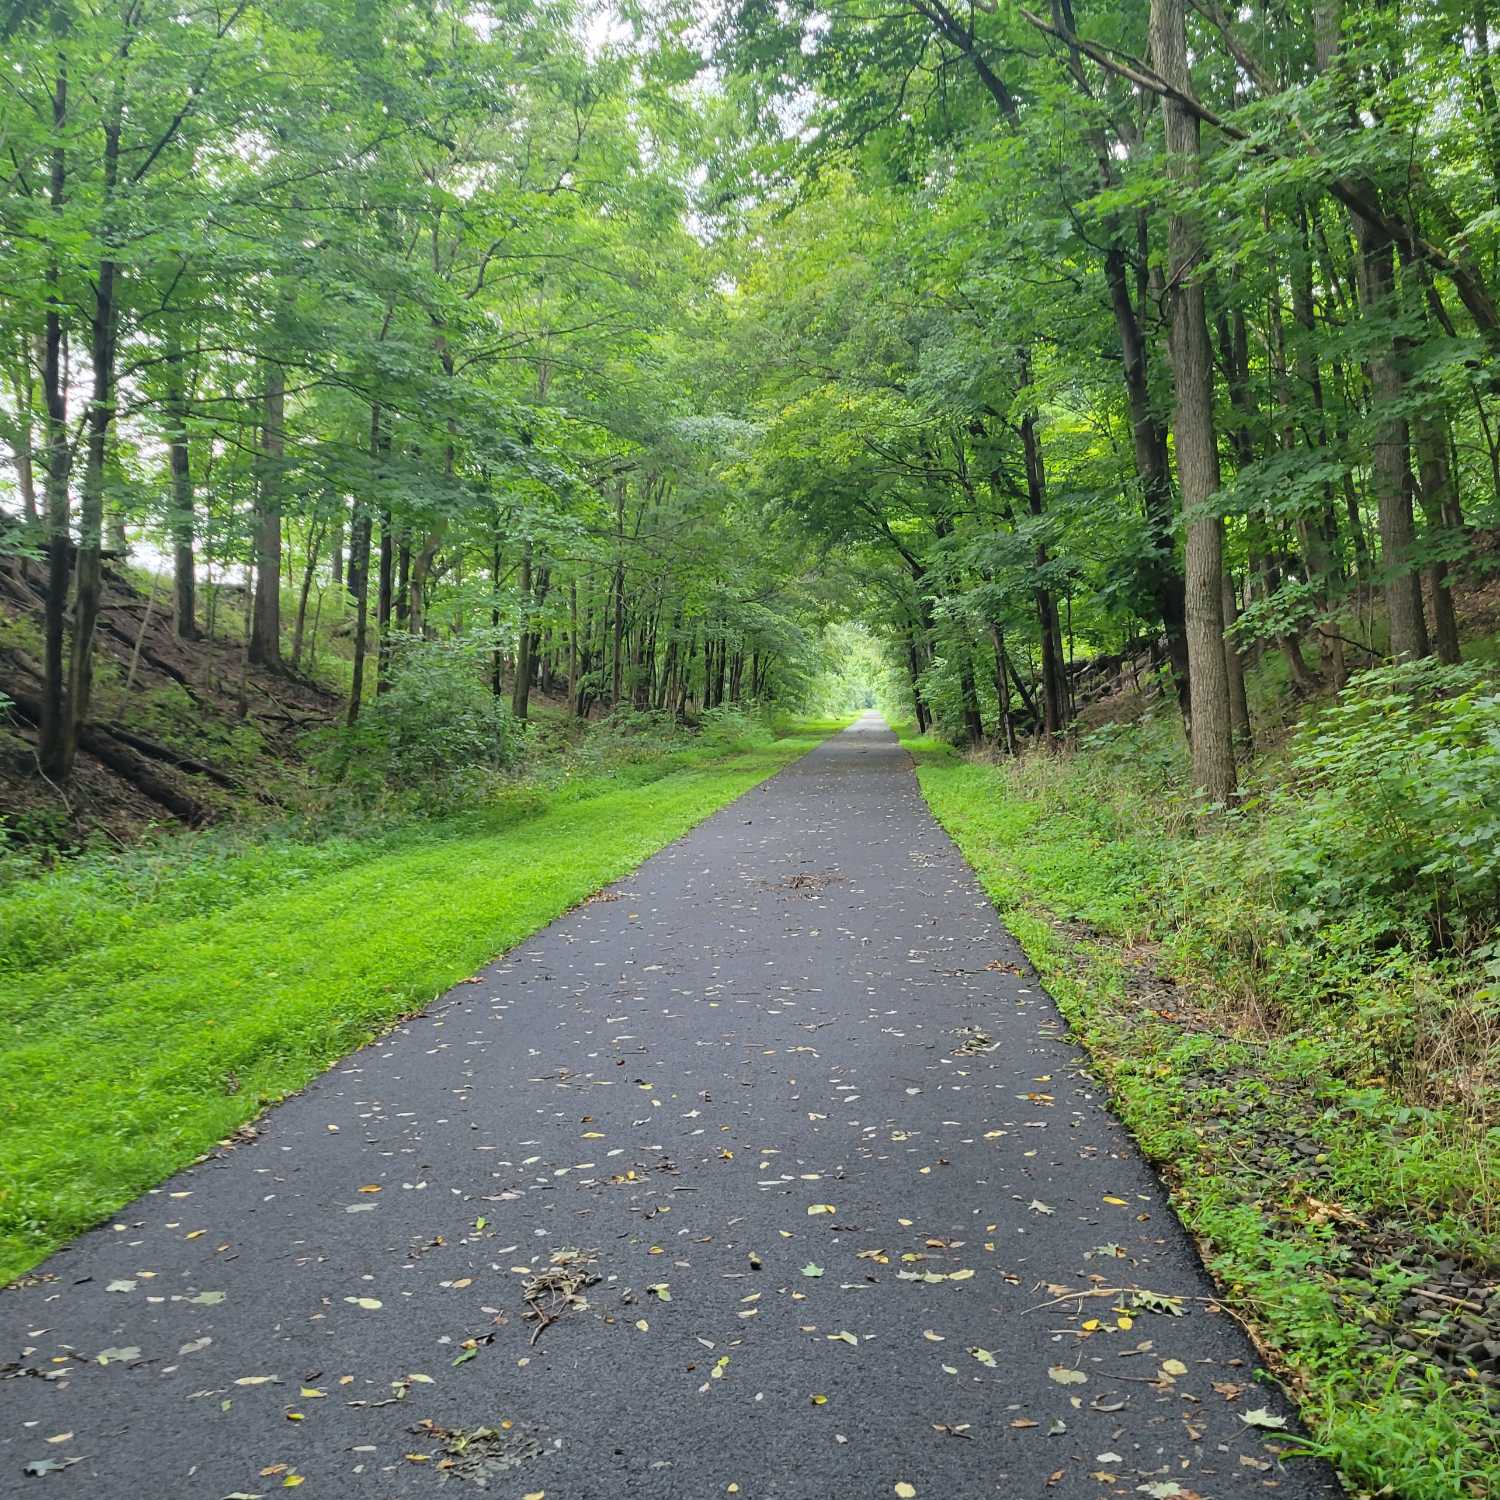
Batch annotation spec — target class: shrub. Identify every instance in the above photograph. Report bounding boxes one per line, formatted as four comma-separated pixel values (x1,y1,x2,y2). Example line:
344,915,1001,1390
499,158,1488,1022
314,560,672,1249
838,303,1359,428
309,641,522,812
1257,661,1500,947
696,705,761,750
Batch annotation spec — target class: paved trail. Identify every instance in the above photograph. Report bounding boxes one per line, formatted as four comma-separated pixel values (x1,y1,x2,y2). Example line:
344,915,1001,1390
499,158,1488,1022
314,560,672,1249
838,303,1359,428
2,716,1341,1499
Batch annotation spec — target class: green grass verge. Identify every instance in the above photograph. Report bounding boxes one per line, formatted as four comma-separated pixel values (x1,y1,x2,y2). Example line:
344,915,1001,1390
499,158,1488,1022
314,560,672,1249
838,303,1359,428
897,729,1499,1500
0,720,843,1284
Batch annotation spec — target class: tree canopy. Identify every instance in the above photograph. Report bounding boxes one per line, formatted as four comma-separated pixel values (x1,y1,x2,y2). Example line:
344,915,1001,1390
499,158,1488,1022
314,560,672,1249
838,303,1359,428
2,0,1496,796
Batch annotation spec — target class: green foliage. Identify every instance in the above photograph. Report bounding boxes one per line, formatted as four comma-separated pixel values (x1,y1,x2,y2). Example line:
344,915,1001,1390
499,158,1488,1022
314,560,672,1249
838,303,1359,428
309,641,523,812
695,704,763,751
1253,661,1500,945
801,623,903,717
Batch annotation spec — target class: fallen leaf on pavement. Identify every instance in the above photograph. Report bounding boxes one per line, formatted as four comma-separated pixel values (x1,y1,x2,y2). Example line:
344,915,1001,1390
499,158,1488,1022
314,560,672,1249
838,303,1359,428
1241,1407,1288,1430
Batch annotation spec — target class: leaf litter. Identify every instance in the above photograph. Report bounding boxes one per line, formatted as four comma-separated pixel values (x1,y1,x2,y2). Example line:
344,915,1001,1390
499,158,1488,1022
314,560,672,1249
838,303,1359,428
521,1246,600,1346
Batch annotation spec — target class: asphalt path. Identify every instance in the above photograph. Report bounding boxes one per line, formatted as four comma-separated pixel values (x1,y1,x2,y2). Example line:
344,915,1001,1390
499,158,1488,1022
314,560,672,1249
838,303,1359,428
2,713,1342,1499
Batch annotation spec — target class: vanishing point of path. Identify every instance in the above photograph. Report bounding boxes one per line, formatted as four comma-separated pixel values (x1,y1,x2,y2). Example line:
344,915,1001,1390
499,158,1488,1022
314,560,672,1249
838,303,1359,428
2,716,1341,1499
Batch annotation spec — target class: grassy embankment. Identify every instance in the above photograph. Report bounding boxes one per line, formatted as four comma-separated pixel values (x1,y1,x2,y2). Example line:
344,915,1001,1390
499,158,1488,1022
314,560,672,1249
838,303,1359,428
899,672,1500,1500
0,716,844,1284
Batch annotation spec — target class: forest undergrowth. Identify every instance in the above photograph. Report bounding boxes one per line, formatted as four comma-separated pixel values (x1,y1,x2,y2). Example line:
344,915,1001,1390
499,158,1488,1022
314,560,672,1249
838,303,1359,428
903,655,1500,1500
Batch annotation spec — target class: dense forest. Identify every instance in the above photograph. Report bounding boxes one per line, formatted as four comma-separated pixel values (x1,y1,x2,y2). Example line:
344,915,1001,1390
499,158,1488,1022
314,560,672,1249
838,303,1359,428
0,0,840,826
1,0,1496,794
2,0,1500,1495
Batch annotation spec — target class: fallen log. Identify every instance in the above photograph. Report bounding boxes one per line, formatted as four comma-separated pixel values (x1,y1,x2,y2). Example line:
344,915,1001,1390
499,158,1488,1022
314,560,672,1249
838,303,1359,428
3,688,211,824
98,722,247,793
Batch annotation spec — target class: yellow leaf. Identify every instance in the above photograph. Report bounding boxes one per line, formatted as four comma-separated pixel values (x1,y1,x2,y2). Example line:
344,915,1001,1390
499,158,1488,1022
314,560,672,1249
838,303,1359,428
357,1185,382,1193
300,1387,326,1398
282,1479,304,1490
807,1204,836,1216
810,1394,828,1405
1102,1196,1128,1206
1161,1358,1188,1377
895,1485,918,1499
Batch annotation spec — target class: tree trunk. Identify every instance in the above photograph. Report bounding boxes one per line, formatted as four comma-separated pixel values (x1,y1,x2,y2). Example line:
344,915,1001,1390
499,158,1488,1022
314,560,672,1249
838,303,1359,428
10,341,39,522
907,639,928,733
611,483,626,707
1352,220,1429,661
166,347,198,641
291,521,324,671
1415,415,1463,664
347,405,382,724
330,503,345,589
568,579,581,714
408,525,444,637
512,541,534,720
1150,0,1236,802
955,637,983,743
989,625,1017,754
346,508,372,725
1048,2,1190,722
249,362,284,668
1471,0,1500,205
65,123,124,771
396,531,411,629
38,61,71,781
1220,575,1253,754
490,533,504,697
1288,227,1350,690
1314,0,1430,662
1104,242,1190,720
1018,375,1067,741
376,509,394,690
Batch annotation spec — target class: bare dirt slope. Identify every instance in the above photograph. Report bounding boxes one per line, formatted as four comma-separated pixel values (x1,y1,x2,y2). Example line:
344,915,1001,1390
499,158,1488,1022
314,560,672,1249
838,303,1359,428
0,555,340,843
